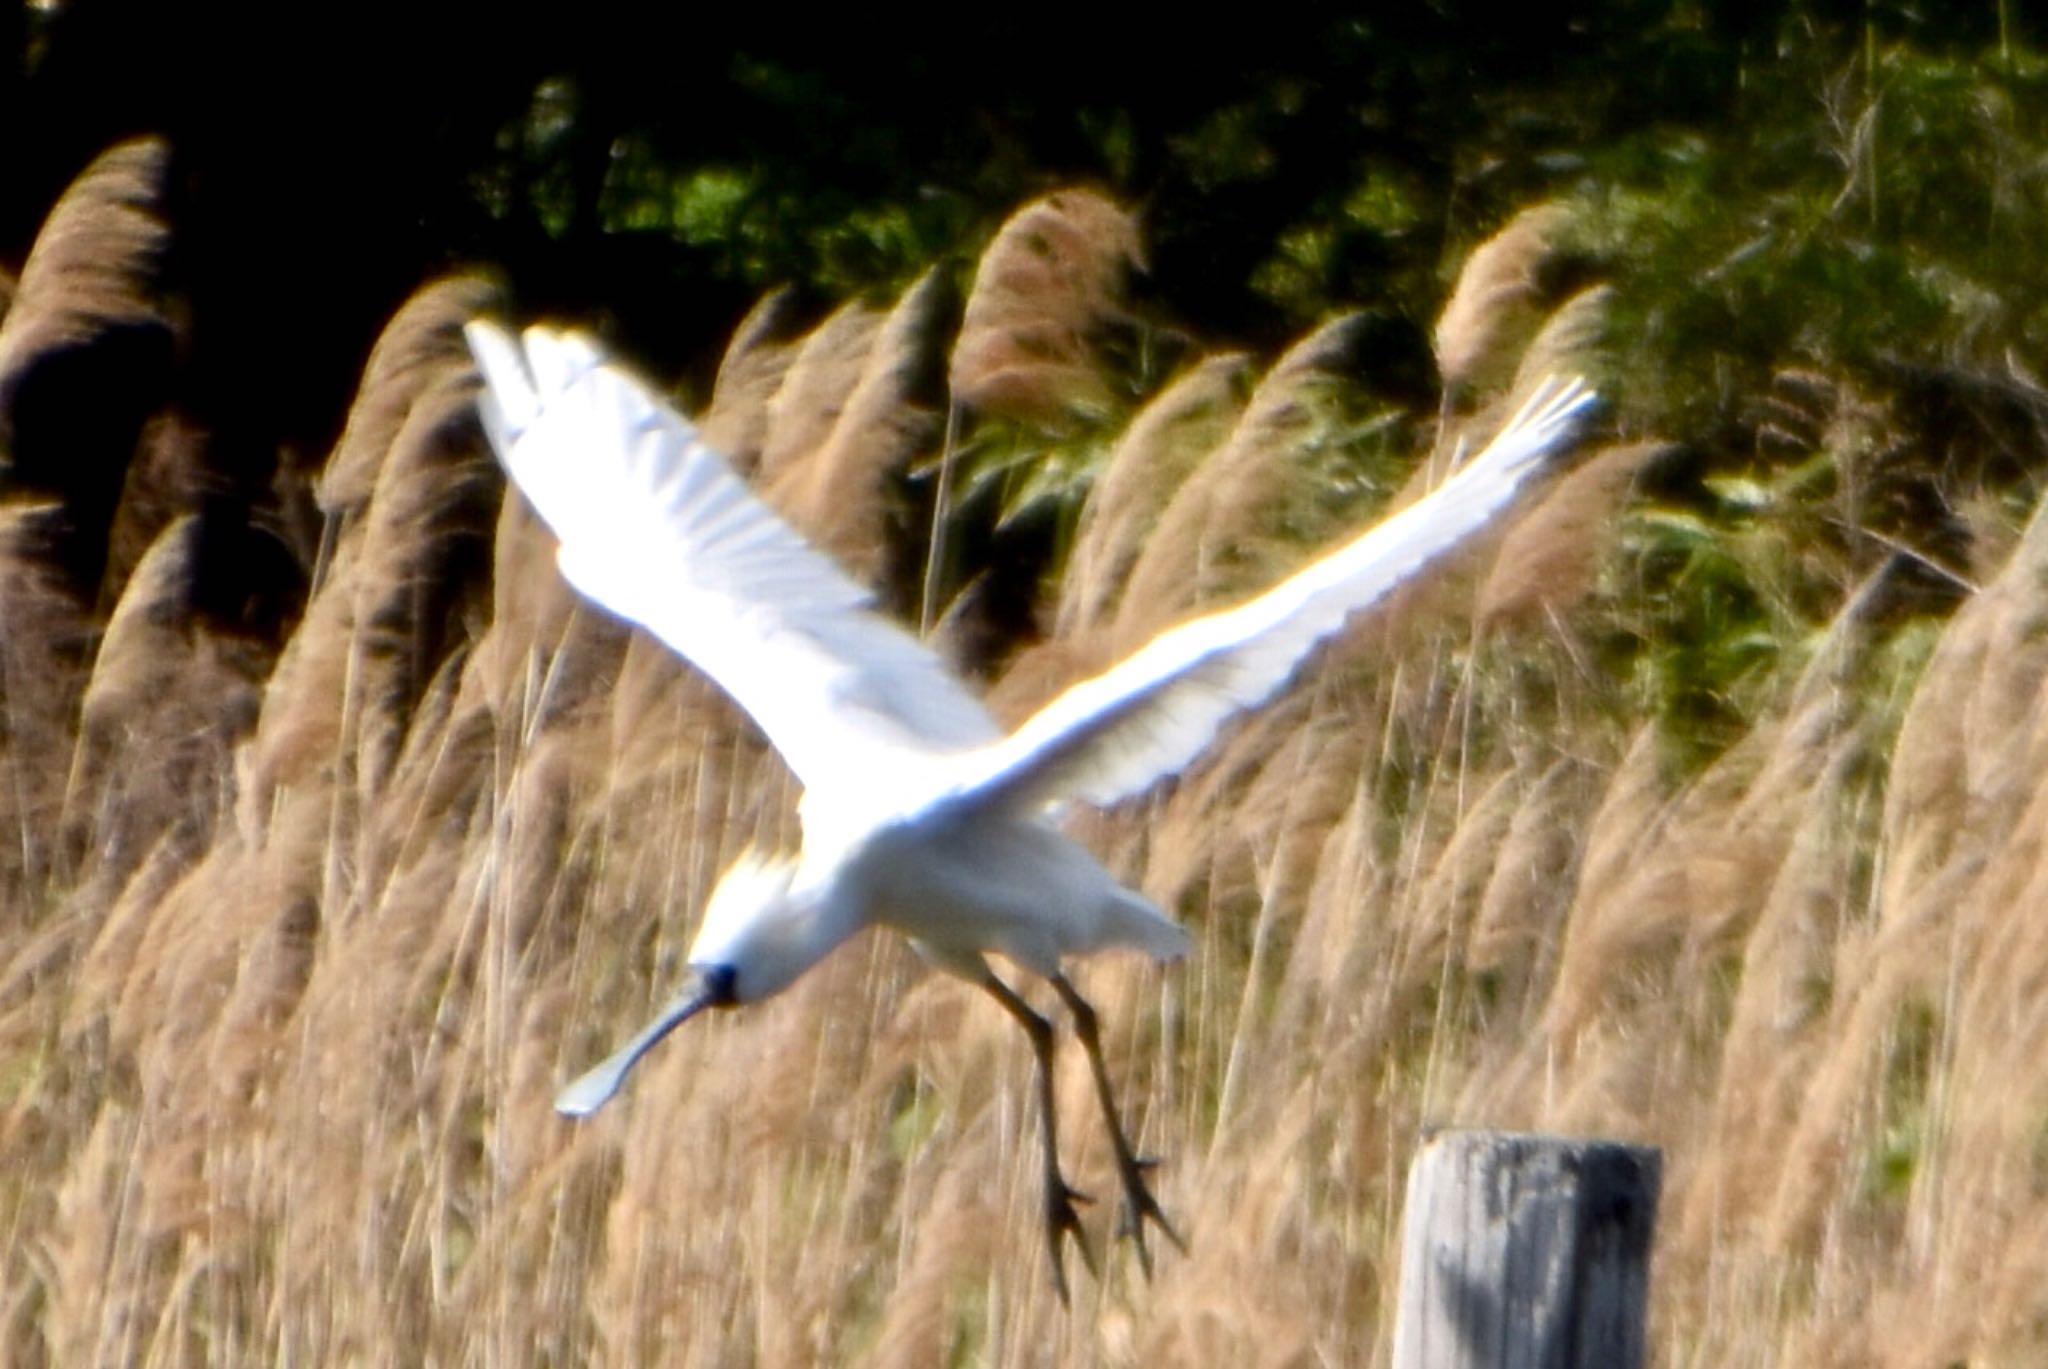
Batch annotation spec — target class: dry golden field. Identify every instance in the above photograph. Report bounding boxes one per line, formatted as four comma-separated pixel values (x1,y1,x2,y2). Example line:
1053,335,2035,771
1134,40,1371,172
4,144,2048,1367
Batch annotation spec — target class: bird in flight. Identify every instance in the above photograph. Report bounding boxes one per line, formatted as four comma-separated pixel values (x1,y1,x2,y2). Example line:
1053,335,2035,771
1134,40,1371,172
466,320,1593,1299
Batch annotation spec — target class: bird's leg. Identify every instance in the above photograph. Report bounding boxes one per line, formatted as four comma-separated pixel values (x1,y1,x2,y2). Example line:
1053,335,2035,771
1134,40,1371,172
1050,972,1185,1277
981,970,1096,1304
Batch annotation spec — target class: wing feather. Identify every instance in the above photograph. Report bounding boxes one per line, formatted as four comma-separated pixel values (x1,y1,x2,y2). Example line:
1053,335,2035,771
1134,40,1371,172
466,322,1000,793
947,377,1596,812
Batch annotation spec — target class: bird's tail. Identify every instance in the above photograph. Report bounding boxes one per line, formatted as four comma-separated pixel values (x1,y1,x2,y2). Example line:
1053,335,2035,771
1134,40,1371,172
1103,887,1193,962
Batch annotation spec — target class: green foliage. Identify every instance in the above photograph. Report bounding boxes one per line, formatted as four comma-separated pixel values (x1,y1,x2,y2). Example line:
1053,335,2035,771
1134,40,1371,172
598,136,974,298
1615,501,1790,756
1864,996,1944,1207
1250,165,1439,326
1582,38,2048,426
1502,36,2048,769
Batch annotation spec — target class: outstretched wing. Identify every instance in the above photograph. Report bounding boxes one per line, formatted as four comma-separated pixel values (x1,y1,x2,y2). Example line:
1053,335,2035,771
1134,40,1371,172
943,377,1596,813
466,322,1000,792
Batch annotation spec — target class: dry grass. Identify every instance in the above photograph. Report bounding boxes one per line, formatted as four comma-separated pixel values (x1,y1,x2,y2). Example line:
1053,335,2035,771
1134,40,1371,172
0,138,168,384
1433,201,1576,403
4,164,2047,1369
949,189,1143,424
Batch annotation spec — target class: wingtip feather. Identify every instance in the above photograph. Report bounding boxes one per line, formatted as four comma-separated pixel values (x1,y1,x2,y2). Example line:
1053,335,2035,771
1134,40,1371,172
464,318,536,455
521,324,606,402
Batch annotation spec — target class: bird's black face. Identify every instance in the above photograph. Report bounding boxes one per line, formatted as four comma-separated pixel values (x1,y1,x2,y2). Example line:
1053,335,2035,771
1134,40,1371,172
694,962,740,1008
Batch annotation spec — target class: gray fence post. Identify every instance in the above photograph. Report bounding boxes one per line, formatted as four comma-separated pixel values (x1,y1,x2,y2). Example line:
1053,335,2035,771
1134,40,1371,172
1391,1130,1661,1369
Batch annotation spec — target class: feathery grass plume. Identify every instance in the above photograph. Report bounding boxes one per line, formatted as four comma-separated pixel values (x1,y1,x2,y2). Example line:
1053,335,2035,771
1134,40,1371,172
1507,282,1612,407
1470,757,1594,971
1139,1087,1325,1366
259,938,433,1354
1671,728,1871,1270
601,628,748,800
1134,700,1286,916
1057,352,1251,636
317,274,503,518
0,502,94,896
1403,764,1521,973
0,266,13,320
1947,551,2048,837
101,837,247,1073
493,706,609,945
1114,315,1367,642
699,286,803,469
1162,698,1372,1128
1477,441,1664,630
94,411,226,612
1878,479,2048,915
948,187,1142,423
589,948,887,1361
92,846,285,1279
469,475,622,729
233,549,354,835
200,888,320,1156
1927,770,2048,1360
1433,202,1574,402
347,364,499,801
1284,653,1517,1059
77,514,197,735
1675,689,1864,1040
63,830,195,1043
1224,689,1378,920
768,269,945,581
1760,849,1971,1263
1521,723,1669,1054
0,139,175,608
1278,752,1389,1017
1748,512,2048,1361
361,782,596,1353
43,1105,155,1367
756,298,883,486
1592,692,1837,1032
71,513,262,897
860,1162,1001,1369
1878,615,1982,916
1551,590,1891,1314
240,280,502,832
349,652,493,903
0,893,86,1065
0,138,168,384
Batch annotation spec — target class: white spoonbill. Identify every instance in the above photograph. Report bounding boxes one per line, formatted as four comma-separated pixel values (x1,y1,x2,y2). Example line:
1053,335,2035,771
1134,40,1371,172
466,319,1593,1297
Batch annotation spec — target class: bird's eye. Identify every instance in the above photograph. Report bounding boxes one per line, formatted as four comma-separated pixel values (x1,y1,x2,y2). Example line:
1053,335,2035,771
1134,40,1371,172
700,963,740,1006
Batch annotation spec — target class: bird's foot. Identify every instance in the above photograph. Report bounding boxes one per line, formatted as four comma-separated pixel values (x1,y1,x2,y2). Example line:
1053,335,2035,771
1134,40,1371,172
1043,1177,1097,1305
1113,1154,1185,1278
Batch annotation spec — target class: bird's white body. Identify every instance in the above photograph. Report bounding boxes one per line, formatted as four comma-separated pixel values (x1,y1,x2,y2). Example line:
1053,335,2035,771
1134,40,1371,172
466,316,1591,1282
678,802,1184,1005
849,807,1188,977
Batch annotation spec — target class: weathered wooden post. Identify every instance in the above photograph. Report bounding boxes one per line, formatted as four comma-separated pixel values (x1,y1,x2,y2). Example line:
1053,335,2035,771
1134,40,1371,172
1391,1130,1661,1369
